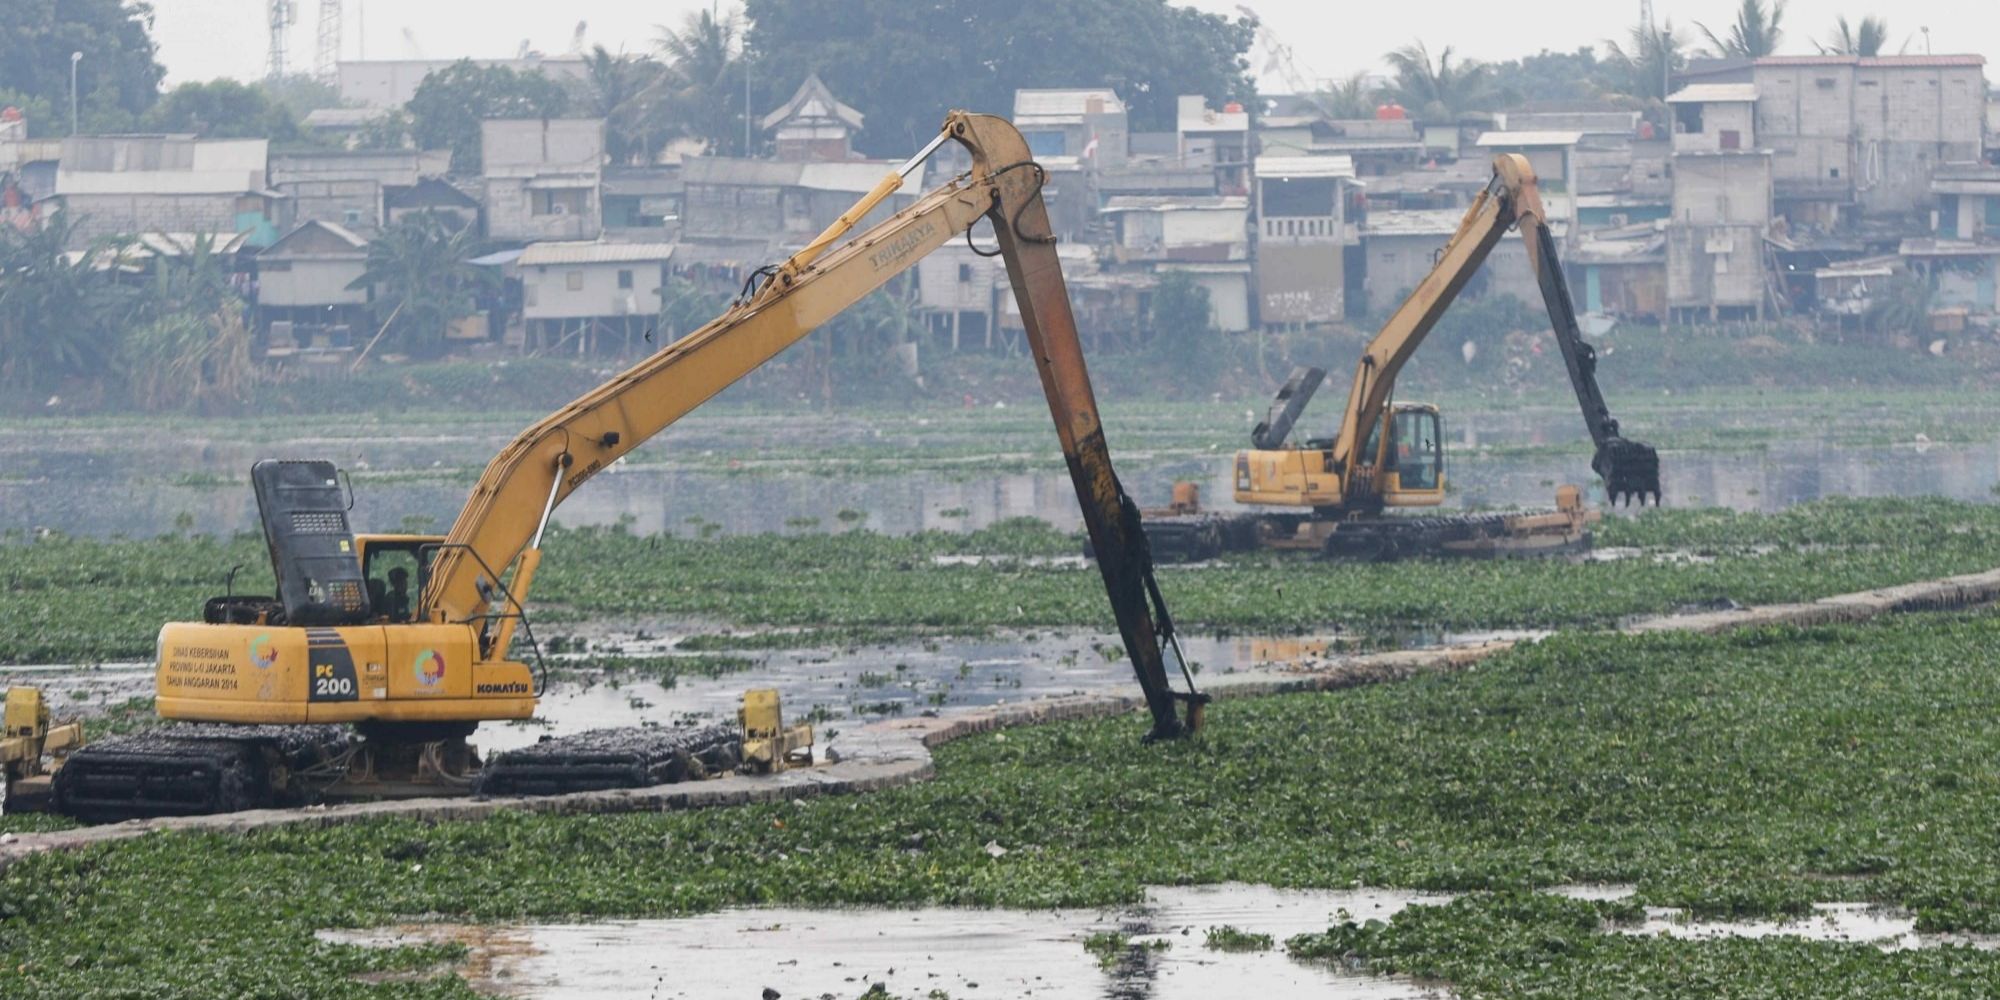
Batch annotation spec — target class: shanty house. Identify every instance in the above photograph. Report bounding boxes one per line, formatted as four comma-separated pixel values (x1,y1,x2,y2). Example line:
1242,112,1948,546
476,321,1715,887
481,119,605,243
518,241,676,354
53,135,280,248
762,75,865,162
268,149,451,234
255,220,371,353
679,157,922,244
1254,154,1361,325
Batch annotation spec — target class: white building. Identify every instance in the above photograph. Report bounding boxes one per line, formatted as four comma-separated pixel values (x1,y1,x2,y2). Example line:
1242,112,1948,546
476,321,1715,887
518,241,676,354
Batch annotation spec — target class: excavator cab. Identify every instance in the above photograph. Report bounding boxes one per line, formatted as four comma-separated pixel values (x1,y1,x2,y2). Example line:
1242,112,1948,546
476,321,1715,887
1382,404,1445,499
1352,402,1445,507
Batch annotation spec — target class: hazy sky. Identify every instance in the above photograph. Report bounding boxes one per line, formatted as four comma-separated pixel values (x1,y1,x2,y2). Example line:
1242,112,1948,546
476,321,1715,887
151,0,1995,88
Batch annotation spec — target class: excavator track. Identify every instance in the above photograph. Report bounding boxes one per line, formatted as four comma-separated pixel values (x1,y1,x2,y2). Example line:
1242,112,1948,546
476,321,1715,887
474,724,742,797
53,724,352,823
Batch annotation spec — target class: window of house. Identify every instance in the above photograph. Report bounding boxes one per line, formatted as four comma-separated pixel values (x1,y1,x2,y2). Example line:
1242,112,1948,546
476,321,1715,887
618,269,634,289
525,284,538,307
532,188,588,216
1023,131,1066,157
343,208,363,226
566,271,584,291
958,263,974,283
1815,78,1836,89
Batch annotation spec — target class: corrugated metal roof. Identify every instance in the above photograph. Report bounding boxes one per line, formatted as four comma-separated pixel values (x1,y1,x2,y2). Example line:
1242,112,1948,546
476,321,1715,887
797,161,920,194
1668,83,1757,104
1364,209,1465,237
518,241,677,266
1253,155,1355,179
303,107,387,128
1013,88,1125,125
683,157,800,188
1900,238,2000,258
1100,195,1249,213
1475,131,1584,148
1757,54,1984,67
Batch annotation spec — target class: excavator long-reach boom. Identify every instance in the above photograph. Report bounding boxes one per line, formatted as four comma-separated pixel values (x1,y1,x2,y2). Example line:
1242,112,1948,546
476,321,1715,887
1326,154,1660,506
424,112,1205,739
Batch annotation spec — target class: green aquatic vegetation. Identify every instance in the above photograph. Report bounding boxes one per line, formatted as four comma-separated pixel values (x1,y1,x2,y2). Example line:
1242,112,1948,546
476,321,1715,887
9,615,2000,994
1202,925,1273,952
1284,891,2000,999
8,498,2000,664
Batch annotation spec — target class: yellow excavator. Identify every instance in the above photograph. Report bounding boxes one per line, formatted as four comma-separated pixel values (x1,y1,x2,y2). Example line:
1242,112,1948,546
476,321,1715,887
44,112,1207,822
1145,154,1661,561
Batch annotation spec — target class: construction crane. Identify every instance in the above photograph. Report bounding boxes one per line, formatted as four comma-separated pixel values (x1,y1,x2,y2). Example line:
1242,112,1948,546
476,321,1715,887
267,0,298,80
315,0,343,82
1235,5,1338,120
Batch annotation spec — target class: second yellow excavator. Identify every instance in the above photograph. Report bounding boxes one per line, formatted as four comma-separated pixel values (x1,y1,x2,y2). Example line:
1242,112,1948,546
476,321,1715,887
1145,154,1661,561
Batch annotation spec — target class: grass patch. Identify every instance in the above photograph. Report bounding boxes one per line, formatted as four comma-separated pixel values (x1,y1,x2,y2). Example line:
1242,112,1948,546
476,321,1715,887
6,613,2000,993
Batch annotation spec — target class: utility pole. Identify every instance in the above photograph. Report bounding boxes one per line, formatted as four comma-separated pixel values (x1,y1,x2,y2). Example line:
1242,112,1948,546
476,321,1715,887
70,52,82,136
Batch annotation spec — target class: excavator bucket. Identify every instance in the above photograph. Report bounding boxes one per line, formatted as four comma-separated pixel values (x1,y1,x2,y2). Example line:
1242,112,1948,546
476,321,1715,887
1593,437,1662,507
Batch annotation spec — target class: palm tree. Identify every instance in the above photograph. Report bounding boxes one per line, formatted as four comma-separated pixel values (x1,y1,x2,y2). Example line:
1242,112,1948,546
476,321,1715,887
0,216,140,391
1314,72,1381,120
656,10,749,156
580,45,673,165
1604,15,1691,104
1384,41,1493,123
1817,15,1894,56
1697,0,1789,58
348,216,494,360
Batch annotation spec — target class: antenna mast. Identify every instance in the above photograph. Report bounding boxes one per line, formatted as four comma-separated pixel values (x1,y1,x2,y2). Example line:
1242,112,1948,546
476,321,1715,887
316,0,343,82
268,0,297,80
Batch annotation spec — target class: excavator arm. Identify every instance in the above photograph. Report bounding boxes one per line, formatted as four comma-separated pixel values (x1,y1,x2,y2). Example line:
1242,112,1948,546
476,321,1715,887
422,112,1206,740
1326,154,1661,505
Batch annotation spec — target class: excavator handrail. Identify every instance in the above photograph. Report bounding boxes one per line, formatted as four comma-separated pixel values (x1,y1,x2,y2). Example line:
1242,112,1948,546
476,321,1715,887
1319,154,1660,506
422,112,1205,739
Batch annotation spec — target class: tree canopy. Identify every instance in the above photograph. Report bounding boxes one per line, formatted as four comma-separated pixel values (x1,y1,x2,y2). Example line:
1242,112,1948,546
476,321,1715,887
1697,0,1789,59
0,0,164,136
742,0,1255,158
1818,15,1894,57
145,79,303,143
1384,42,1494,123
407,61,572,174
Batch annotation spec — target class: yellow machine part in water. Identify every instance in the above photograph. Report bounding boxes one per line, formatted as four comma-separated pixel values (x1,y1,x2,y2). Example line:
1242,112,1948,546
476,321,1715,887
154,621,536,725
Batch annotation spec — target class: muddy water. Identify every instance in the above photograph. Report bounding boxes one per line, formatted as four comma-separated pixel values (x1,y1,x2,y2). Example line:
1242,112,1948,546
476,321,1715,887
489,629,1465,756
1621,904,2000,951
322,882,2000,998
321,884,1457,999
6,628,1530,761
7,405,1999,539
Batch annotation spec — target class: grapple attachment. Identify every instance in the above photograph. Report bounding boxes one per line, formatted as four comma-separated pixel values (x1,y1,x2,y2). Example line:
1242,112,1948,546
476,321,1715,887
1593,437,1662,506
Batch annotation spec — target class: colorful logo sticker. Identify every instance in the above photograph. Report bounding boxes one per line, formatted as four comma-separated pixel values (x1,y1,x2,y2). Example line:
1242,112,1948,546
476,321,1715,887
249,634,279,670
415,649,447,688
